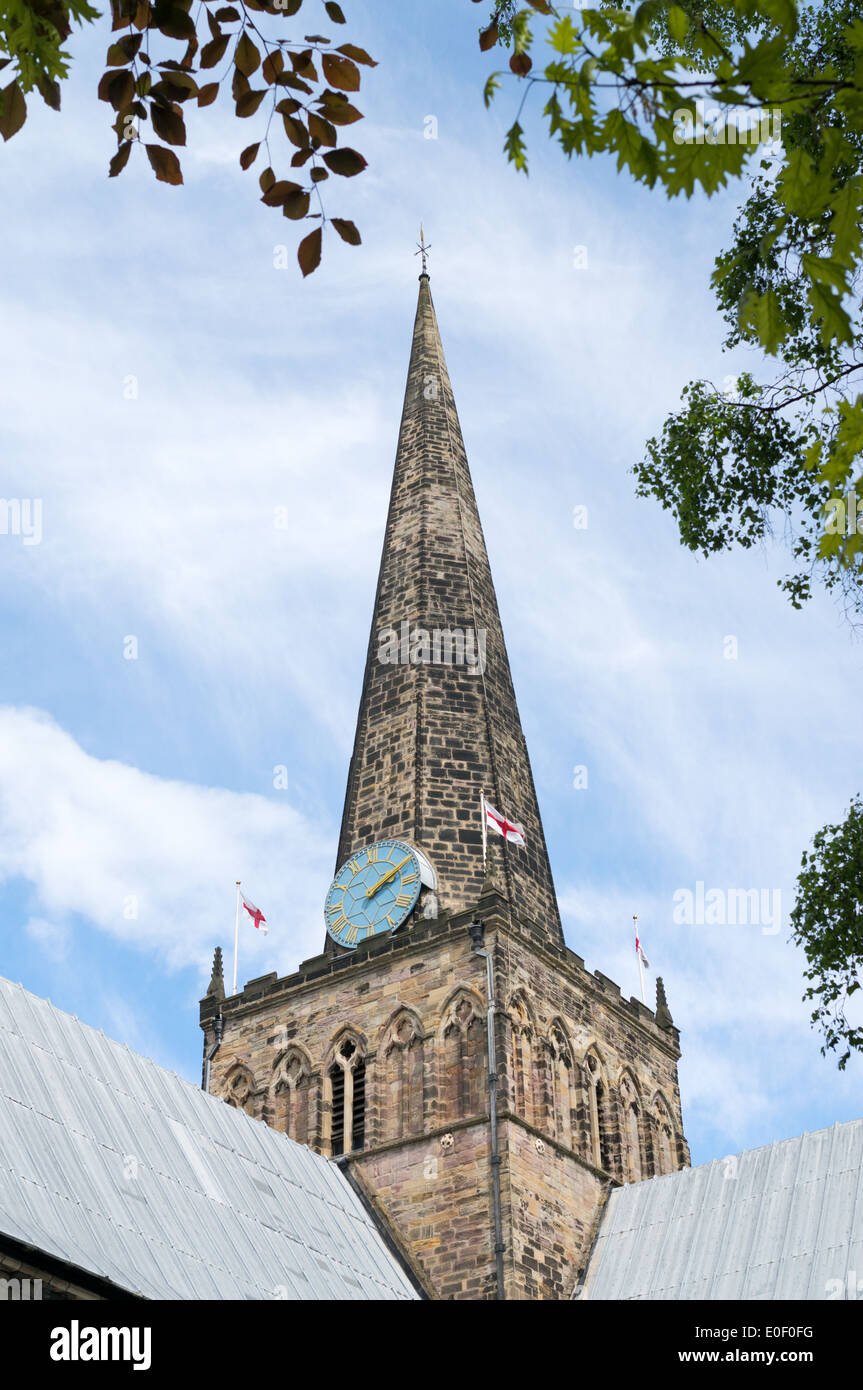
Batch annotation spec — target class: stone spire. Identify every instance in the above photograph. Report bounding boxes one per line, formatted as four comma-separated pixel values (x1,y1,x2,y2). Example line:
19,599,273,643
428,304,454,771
205,946,224,1001
332,269,563,947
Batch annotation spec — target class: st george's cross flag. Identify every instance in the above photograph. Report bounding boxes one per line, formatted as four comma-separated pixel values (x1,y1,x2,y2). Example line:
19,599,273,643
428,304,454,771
241,893,268,935
635,930,649,969
480,790,526,872
483,799,526,845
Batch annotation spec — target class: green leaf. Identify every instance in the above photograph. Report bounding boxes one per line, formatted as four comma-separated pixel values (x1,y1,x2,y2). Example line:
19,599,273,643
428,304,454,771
738,287,789,354
667,6,689,42
0,81,26,140
483,72,501,108
504,120,528,174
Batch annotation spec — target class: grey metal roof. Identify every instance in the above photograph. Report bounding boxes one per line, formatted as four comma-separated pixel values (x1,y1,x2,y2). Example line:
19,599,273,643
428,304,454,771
0,975,418,1300
580,1118,863,1300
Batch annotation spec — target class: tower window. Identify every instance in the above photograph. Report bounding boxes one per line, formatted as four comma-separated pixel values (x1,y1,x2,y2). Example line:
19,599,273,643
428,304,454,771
328,1035,366,1157
352,1059,366,1151
329,1064,345,1157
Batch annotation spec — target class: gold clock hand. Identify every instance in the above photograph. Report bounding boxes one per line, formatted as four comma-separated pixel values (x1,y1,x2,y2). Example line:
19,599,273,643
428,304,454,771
365,855,411,898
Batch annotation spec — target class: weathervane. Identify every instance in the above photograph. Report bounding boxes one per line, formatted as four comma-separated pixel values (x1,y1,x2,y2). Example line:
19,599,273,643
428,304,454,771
415,224,431,275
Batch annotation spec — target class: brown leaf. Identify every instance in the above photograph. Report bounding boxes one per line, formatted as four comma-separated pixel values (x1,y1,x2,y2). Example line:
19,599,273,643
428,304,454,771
34,70,61,111
509,53,532,76
324,1,346,21
215,5,241,19
146,143,183,184
98,69,136,111
331,217,361,245
319,94,362,124
282,114,309,147
240,141,260,169
151,102,186,145
197,82,219,107
262,51,284,84
283,190,310,219
290,147,313,166
235,32,261,77
322,146,366,177
298,227,322,277
201,36,229,69
259,166,275,192
261,178,303,206
321,52,359,91
310,166,328,182
107,33,142,66
236,88,266,117
275,97,301,116
108,140,133,177
335,43,376,67
157,6,195,40
308,112,336,146
479,22,499,51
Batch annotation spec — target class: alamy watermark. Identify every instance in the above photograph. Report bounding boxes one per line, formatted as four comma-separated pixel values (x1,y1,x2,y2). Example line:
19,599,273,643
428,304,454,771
0,498,42,545
673,881,782,935
378,621,487,675
673,100,781,147
824,491,863,536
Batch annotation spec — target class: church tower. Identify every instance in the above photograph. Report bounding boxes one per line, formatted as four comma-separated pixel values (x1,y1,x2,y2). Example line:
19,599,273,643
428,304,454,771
201,263,689,1300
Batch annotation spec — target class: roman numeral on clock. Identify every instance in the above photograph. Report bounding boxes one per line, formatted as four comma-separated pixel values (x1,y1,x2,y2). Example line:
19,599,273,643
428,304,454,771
394,893,412,908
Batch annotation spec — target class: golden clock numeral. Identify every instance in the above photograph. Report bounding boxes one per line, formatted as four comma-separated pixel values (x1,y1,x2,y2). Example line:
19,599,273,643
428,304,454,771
330,914,348,931
349,859,360,874
402,873,417,885
386,914,396,927
394,893,412,907
367,846,379,863
344,924,358,944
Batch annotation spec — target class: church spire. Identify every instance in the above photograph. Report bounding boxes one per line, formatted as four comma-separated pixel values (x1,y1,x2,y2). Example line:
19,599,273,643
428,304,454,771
332,270,563,948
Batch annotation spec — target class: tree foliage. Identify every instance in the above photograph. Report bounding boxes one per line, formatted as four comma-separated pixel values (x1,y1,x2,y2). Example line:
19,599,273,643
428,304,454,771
790,796,863,1068
0,0,374,274
481,0,863,617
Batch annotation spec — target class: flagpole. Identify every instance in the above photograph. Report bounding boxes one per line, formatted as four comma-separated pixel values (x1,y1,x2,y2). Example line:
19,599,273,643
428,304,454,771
634,914,645,1004
232,881,241,995
481,790,487,872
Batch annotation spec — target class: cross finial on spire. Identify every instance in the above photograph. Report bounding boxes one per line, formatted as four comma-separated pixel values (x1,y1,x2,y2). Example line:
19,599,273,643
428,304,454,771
415,224,431,277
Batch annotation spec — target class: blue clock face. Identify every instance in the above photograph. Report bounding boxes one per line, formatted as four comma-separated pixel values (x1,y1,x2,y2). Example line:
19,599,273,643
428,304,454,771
325,839,421,949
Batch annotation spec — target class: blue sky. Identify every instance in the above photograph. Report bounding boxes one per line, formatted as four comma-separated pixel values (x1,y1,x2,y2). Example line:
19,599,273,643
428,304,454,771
1,0,862,1167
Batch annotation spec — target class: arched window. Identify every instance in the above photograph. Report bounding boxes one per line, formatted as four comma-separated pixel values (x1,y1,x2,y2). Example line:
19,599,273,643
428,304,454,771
652,1093,674,1176
327,1034,367,1157
619,1071,643,1183
441,991,484,1122
382,1011,424,1142
223,1065,256,1117
584,1049,605,1169
272,1049,312,1147
508,993,534,1125
546,1021,574,1148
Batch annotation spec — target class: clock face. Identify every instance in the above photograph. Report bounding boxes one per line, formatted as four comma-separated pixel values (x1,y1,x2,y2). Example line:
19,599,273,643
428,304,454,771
325,839,422,949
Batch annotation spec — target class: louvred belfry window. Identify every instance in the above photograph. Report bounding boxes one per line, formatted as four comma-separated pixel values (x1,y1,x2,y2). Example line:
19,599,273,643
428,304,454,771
328,1036,366,1157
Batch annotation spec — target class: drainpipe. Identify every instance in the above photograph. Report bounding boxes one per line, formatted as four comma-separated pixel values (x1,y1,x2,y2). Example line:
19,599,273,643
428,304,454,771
469,916,505,1301
202,1012,224,1092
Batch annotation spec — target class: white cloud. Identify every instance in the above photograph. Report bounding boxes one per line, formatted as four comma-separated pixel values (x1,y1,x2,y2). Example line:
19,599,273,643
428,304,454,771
0,706,333,982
